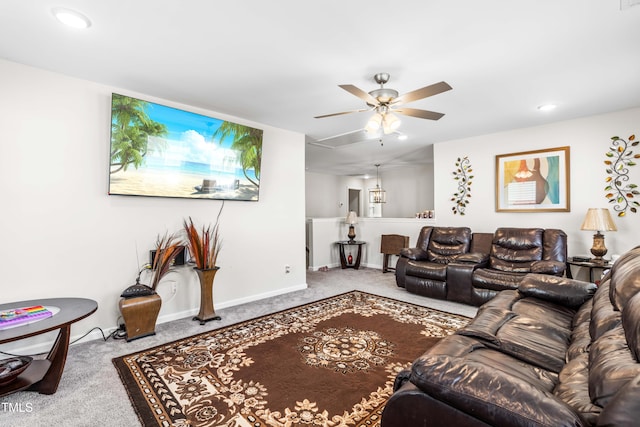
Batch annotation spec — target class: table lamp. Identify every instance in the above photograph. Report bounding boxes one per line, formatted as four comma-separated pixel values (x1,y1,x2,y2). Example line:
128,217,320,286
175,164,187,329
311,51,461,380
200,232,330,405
345,211,358,243
580,208,617,264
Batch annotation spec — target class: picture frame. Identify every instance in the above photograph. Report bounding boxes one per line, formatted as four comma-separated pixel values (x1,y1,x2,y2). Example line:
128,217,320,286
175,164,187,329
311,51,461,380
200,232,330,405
495,146,570,212
108,93,263,201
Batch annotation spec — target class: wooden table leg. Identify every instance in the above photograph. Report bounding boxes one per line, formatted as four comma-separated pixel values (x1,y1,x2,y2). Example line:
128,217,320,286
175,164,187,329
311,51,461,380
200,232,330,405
338,244,347,269
32,326,70,394
354,244,362,269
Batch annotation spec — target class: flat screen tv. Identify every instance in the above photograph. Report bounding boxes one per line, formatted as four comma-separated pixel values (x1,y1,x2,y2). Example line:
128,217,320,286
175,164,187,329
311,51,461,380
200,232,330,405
108,93,263,201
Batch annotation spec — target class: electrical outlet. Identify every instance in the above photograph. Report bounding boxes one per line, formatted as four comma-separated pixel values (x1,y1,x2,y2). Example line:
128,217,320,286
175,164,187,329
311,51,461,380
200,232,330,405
171,282,177,294
285,265,291,274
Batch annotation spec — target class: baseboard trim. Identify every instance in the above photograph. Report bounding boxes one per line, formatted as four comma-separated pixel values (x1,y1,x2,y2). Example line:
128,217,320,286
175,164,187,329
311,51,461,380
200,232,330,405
2,283,309,357
155,283,309,325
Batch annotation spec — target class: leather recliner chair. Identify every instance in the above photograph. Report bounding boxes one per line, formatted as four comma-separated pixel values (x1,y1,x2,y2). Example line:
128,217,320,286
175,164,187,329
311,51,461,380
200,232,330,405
395,227,490,301
467,227,567,305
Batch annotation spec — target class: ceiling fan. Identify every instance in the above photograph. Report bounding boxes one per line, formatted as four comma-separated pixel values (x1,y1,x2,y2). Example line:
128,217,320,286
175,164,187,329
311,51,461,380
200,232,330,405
315,73,452,134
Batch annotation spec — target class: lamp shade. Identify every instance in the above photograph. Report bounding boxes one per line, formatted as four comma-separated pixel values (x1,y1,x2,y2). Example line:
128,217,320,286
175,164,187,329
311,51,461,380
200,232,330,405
580,208,617,232
345,211,358,225
382,113,401,134
365,113,382,133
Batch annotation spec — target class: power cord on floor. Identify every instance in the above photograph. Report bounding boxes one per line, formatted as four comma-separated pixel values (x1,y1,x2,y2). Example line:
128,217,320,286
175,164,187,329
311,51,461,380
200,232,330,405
0,324,127,358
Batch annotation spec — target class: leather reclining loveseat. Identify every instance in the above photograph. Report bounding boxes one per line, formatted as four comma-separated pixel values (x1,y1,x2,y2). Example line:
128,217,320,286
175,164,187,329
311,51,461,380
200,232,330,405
382,245,640,427
396,226,567,306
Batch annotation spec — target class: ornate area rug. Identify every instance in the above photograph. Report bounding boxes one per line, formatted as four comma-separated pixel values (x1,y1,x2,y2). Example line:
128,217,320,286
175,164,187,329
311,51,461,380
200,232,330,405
113,291,469,427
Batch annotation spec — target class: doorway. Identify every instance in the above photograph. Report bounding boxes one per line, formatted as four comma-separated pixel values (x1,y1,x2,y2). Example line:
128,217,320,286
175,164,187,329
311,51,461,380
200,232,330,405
348,188,361,217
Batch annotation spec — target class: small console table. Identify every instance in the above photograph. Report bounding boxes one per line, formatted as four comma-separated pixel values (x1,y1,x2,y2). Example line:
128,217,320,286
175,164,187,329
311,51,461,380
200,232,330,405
566,258,610,283
0,298,98,397
336,241,366,269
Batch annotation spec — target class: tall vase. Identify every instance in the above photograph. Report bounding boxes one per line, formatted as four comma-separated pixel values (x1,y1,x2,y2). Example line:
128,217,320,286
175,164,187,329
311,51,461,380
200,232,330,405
193,267,221,325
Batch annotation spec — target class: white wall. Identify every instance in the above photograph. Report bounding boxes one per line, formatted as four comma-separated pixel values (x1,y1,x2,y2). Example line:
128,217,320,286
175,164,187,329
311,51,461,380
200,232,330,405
306,164,434,218
305,172,364,217
0,59,306,347
379,164,435,218
433,107,640,258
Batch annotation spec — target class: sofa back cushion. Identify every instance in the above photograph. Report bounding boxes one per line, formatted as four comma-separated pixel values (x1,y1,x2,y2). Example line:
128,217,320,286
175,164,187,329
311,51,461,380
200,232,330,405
609,246,640,311
542,229,568,263
414,226,434,252
489,228,544,272
426,227,471,264
588,247,640,407
588,323,640,407
623,292,640,362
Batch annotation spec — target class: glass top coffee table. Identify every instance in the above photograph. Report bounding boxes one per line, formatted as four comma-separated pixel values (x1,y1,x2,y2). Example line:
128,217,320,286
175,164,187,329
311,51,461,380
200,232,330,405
0,297,98,397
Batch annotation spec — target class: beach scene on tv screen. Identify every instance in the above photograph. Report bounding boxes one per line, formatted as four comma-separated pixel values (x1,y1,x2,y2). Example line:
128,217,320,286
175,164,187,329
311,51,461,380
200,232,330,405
109,93,263,201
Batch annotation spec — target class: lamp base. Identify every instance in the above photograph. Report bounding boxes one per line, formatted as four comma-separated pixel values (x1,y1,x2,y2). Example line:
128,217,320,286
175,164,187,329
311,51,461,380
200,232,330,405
590,231,608,264
347,225,356,243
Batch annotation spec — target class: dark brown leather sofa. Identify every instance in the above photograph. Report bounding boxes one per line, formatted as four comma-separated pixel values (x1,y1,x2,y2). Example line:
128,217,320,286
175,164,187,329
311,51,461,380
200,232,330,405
382,245,640,427
396,227,567,306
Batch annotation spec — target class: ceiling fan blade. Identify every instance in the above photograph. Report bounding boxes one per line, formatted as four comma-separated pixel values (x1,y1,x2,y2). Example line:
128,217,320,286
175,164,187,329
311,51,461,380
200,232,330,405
314,108,370,119
392,81,452,105
394,108,445,120
339,84,380,106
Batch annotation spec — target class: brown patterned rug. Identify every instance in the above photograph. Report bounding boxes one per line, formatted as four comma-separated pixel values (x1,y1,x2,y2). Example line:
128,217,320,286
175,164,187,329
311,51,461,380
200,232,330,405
113,291,469,427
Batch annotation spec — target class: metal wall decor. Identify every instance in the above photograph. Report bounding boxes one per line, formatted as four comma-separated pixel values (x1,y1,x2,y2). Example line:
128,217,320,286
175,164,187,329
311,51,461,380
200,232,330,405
605,134,639,216
451,156,473,215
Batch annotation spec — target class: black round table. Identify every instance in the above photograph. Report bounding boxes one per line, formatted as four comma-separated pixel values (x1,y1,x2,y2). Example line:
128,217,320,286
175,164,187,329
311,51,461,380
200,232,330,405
0,297,98,396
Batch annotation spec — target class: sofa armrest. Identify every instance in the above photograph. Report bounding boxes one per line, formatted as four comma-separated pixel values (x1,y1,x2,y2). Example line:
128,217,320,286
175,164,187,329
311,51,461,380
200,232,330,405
399,247,429,261
518,274,597,308
410,354,585,427
392,368,412,392
454,252,489,265
531,260,566,275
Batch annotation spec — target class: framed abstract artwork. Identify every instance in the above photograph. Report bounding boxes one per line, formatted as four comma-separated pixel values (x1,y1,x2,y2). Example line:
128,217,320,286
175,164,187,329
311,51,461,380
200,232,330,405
495,146,570,212
109,93,263,201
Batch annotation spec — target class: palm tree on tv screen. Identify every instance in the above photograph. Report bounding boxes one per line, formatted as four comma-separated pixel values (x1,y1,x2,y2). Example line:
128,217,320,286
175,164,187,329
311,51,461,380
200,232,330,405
110,94,168,174
212,122,263,187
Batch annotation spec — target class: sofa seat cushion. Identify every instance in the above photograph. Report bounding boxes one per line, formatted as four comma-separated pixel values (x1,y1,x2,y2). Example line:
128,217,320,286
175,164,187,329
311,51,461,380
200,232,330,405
473,268,525,291
554,354,602,425
457,291,574,373
410,343,583,427
405,260,448,281
425,335,558,390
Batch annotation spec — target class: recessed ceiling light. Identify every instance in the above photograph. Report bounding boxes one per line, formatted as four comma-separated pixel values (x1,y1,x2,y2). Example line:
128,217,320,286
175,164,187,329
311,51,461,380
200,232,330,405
537,104,557,112
52,8,92,29
397,134,408,141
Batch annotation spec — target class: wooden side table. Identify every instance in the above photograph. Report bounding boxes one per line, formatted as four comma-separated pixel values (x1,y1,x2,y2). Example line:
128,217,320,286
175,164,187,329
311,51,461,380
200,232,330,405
0,298,97,397
336,241,366,269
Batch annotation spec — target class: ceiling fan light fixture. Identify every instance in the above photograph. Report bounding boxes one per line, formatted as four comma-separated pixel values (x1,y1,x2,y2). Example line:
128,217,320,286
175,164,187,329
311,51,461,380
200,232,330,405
365,113,382,133
382,113,401,134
